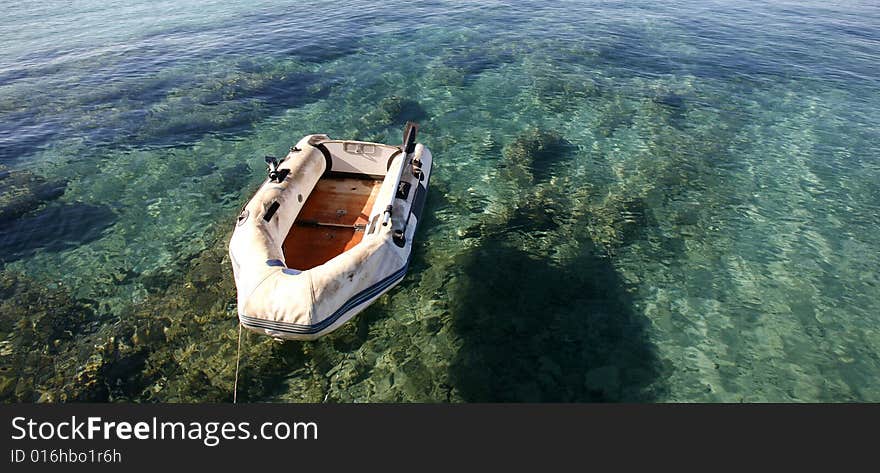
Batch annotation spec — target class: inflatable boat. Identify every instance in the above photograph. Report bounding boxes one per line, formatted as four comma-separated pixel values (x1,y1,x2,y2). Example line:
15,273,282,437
229,123,432,340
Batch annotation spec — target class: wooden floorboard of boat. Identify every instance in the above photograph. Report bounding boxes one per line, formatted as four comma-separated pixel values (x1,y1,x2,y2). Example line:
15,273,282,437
283,177,383,270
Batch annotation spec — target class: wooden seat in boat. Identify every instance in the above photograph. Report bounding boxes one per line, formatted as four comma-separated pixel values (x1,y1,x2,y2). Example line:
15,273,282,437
282,176,383,270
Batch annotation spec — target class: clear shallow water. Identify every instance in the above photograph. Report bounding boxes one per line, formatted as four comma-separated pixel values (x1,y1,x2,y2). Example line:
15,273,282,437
1,0,879,402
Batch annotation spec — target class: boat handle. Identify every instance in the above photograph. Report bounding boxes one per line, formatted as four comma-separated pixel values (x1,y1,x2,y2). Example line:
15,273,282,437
382,205,392,226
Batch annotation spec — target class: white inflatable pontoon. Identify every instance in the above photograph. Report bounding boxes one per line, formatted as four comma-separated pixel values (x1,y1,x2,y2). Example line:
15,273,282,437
229,123,432,340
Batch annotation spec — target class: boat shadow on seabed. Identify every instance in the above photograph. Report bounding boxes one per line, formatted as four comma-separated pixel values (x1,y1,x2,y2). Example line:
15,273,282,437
445,129,666,402
447,224,663,402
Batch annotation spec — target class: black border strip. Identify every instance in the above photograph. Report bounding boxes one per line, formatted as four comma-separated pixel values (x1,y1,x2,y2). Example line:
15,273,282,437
314,143,333,175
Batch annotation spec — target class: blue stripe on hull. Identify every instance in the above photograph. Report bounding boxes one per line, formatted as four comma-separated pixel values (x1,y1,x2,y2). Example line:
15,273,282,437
239,264,408,335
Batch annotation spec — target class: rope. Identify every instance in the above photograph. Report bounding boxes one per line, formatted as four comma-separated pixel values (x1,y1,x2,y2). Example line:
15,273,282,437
233,322,243,404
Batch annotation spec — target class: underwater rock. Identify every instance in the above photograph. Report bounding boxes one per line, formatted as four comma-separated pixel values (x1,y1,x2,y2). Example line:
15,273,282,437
115,227,324,402
508,198,562,233
0,202,116,263
613,198,651,246
594,96,637,137
0,220,317,402
653,92,685,109
425,65,466,88
381,95,428,125
550,44,601,68
330,319,368,353
247,71,333,109
0,272,99,401
361,95,429,130
286,37,361,64
131,319,170,347
501,129,575,184
456,222,483,240
531,74,600,113
442,47,517,84
649,92,688,127
674,204,702,226
456,131,579,252
218,162,253,195
586,197,654,252
0,376,14,399
136,70,333,149
0,165,67,223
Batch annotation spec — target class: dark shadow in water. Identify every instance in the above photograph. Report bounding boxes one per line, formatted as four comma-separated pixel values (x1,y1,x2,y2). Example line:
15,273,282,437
443,47,517,84
0,171,67,221
283,37,362,64
2,54,340,163
0,203,116,263
449,230,663,402
500,129,577,185
362,96,430,139
133,72,336,150
388,99,429,126
0,113,62,163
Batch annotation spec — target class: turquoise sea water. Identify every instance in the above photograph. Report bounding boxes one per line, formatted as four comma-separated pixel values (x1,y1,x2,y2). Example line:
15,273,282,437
1,0,879,402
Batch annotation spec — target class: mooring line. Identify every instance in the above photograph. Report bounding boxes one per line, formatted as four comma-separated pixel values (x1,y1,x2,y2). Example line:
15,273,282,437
234,322,243,404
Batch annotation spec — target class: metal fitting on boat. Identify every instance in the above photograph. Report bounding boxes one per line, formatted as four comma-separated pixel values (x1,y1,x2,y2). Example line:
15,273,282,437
393,229,406,247
411,157,423,179
265,155,289,182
